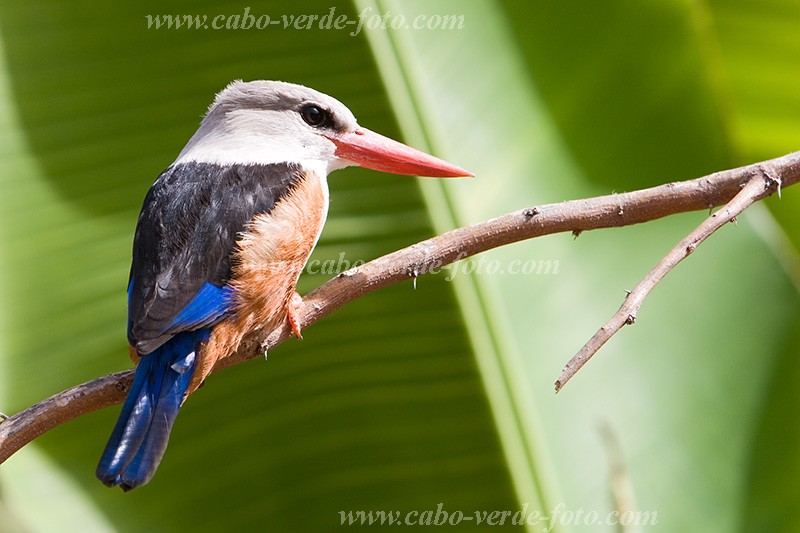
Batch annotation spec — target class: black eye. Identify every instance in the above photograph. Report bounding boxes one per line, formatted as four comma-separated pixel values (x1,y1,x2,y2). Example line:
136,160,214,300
300,104,330,128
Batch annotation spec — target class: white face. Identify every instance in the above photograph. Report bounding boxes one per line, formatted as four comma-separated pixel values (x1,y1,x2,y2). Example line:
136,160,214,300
174,81,360,176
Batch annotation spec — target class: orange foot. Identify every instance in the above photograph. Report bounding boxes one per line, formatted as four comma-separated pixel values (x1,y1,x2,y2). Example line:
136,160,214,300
287,291,304,339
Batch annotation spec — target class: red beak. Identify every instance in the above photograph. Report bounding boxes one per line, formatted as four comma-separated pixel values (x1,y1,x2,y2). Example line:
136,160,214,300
326,128,473,178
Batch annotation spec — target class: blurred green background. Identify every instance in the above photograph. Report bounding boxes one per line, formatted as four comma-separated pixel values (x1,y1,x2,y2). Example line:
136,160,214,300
1,0,799,531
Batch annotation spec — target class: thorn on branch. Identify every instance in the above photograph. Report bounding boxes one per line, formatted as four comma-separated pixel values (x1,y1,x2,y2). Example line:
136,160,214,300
572,229,583,239
522,207,540,220
337,268,358,279
759,163,783,198
410,267,419,290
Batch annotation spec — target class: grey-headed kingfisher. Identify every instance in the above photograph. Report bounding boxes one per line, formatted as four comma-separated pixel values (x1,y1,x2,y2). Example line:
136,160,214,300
95,80,471,490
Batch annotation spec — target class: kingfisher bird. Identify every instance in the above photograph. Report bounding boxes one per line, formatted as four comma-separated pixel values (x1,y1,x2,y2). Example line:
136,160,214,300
95,80,471,490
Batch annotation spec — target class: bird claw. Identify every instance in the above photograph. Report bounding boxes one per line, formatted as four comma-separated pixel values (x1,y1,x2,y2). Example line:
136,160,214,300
288,292,304,339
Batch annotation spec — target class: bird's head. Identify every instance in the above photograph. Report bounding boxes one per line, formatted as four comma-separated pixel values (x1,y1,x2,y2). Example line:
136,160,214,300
175,80,472,178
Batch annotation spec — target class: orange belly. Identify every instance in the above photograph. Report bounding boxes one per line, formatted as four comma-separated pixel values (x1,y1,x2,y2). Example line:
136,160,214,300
186,170,328,395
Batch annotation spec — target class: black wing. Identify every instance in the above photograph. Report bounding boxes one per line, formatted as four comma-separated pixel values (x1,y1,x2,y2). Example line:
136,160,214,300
128,162,302,354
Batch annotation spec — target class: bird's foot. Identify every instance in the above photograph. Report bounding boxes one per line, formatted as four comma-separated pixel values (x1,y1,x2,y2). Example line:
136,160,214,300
128,346,141,365
288,292,304,339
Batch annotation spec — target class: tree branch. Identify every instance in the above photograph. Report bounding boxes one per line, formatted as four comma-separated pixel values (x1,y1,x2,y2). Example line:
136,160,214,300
555,167,782,391
2,151,799,464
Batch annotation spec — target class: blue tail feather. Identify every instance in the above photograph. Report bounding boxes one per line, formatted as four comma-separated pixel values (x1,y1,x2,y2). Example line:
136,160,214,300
96,330,208,490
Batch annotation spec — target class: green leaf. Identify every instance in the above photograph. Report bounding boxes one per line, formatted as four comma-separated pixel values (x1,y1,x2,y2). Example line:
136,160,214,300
360,0,800,531
0,447,115,533
0,1,517,531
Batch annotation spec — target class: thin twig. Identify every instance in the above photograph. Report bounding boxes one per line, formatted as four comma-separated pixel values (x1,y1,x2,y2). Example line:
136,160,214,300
1,151,799,463
555,168,782,392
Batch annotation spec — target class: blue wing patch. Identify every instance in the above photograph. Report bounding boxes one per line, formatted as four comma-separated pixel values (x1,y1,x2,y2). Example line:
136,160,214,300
166,282,234,331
